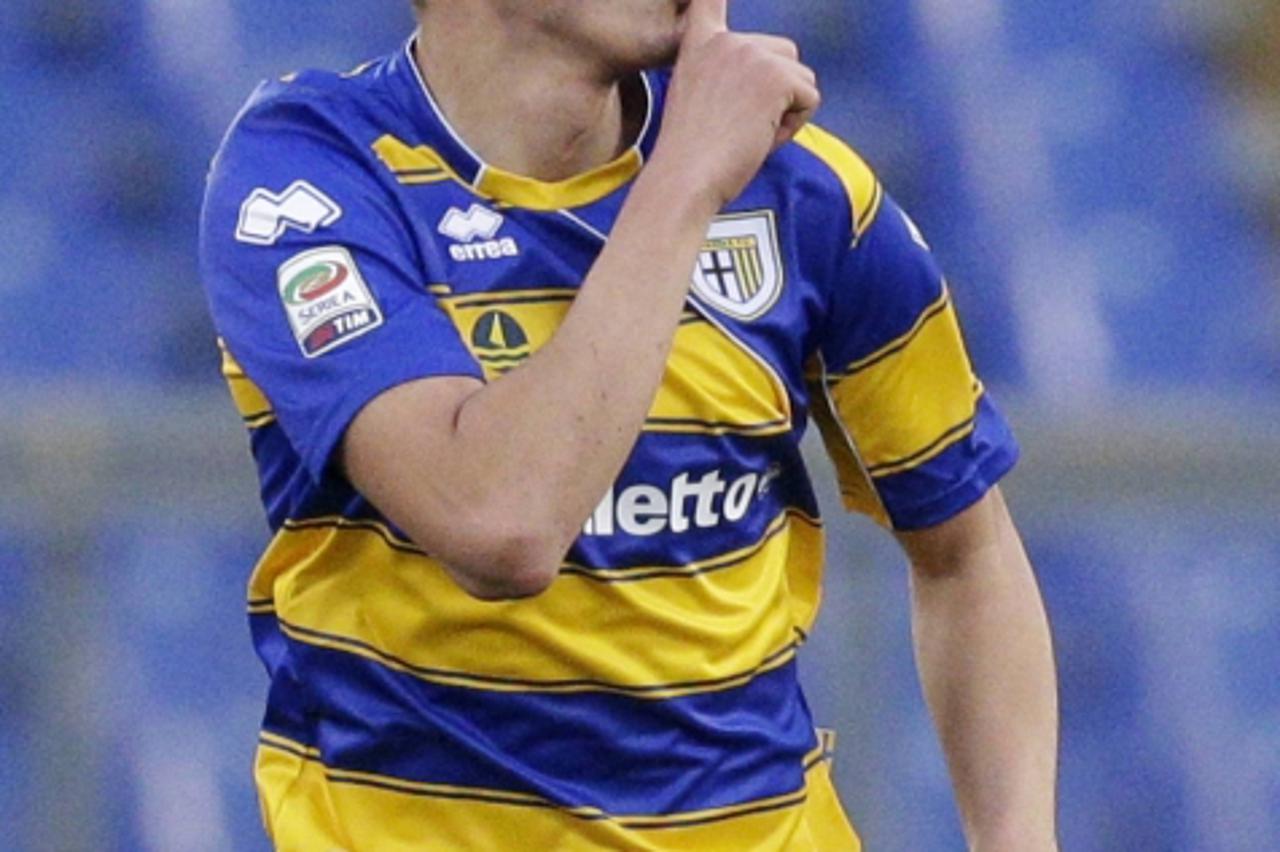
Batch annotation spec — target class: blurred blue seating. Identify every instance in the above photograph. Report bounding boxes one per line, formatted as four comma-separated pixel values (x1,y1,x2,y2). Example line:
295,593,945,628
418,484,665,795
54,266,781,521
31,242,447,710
0,0,1275,391
89,512,270,851
0,523,34,852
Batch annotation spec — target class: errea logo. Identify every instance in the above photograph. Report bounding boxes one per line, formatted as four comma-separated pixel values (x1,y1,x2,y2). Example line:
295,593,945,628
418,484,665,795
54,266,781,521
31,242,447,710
237,180,342,246
439,204,519,262
582,466,781,538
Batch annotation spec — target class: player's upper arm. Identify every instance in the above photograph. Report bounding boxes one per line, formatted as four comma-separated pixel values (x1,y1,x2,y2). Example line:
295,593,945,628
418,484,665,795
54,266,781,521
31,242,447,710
794,126,1018,533
199,87,483,491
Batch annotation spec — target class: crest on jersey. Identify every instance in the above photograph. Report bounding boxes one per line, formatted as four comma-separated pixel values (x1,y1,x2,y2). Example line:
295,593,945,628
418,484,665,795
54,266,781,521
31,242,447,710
470,309,531,375
690,211,784,322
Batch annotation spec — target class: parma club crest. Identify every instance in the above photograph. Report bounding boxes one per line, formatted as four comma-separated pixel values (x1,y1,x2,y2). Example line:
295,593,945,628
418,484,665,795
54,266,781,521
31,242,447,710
690,211,784,321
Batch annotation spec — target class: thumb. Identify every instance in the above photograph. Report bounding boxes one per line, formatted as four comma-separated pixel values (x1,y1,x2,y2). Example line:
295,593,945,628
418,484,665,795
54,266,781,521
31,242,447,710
681,0,728,51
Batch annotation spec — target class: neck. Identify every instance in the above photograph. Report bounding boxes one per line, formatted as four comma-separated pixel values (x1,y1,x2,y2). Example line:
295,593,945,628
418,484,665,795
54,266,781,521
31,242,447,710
414,9,639,182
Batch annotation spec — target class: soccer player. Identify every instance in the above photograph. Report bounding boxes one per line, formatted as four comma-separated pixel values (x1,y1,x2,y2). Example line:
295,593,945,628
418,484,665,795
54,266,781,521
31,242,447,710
200,0,1059,848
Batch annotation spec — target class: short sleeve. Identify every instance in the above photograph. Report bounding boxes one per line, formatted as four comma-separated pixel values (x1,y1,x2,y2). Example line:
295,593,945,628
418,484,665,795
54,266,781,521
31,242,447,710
802,141,1018,530
199,91,483,480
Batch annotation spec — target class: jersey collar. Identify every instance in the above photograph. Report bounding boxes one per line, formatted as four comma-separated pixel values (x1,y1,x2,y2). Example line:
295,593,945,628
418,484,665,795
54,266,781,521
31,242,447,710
392,36,662,211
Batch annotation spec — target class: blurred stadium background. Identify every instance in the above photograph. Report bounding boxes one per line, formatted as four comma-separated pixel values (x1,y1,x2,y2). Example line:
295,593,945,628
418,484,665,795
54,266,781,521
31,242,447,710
1,0,1277,849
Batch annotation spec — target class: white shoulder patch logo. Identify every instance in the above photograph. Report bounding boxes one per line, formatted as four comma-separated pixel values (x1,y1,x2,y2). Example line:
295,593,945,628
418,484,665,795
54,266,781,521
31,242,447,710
277,246,383,358
689,210,784,322
438,204,504,243
237,180,342,246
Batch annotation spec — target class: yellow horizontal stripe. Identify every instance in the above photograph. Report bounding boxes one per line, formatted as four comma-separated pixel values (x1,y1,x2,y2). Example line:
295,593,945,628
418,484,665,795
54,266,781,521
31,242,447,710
256,736,859,851
247,514,821,694
826,296,981,475
436,290,792,436
793,124,881,238
218,338,273,422
275,618,799,699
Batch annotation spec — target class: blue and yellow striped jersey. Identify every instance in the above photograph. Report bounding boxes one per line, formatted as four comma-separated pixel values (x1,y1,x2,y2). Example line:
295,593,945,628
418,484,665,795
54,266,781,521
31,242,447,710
199,37,1017,852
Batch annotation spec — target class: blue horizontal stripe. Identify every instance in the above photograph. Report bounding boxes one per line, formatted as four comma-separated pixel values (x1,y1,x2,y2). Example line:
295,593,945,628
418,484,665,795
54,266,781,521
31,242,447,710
258,627,817,816
875,394,1019,530
254,429,822,571
566,432,819,571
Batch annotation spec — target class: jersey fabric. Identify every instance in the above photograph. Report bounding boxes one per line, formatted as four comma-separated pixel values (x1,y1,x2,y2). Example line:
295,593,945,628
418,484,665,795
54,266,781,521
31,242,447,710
200,37,1017,852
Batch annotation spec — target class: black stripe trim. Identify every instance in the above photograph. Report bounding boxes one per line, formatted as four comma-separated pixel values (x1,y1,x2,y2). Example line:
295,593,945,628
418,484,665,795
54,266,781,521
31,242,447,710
447,292,577,309
281,518,427,555
865,410,979,477
477,352,532,363
278,615,800,696
394,168,446,178
258,735,312,762
629,792,807,831
642,416,789,434
827,294,950,381
330,773,590,815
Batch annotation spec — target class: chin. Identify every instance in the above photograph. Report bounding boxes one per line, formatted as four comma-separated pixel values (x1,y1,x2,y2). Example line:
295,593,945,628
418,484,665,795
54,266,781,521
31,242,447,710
542,3,682,74
611,27,681,72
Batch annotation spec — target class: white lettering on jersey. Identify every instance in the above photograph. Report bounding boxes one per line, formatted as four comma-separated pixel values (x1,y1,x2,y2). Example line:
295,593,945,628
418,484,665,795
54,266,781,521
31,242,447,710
277,246,384,358
439,204,520,263
449,239,520,263
581,467,779,538
236,180,342,246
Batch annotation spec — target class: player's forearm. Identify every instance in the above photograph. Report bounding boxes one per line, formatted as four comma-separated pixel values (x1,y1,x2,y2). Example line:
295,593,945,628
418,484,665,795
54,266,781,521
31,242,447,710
906,493,1059,851
443,167,719,583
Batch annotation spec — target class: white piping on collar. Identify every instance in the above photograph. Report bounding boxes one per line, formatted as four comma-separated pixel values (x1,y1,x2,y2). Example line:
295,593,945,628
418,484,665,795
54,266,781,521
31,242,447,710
404,35,487,187
633,72,656,166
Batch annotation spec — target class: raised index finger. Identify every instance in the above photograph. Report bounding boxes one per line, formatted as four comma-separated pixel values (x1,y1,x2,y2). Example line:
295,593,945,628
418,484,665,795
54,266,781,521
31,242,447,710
681,0,729,51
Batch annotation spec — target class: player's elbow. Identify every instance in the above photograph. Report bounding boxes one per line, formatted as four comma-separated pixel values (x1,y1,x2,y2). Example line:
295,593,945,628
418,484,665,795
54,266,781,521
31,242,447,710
442,518,565,601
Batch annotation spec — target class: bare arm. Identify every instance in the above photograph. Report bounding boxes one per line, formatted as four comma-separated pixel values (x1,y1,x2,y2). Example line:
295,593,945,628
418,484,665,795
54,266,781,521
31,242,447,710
897,487,1059,851
342,0,820,600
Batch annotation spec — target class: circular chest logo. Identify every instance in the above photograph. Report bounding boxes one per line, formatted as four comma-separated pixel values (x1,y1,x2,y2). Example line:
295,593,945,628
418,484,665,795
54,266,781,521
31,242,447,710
283,261,349,305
